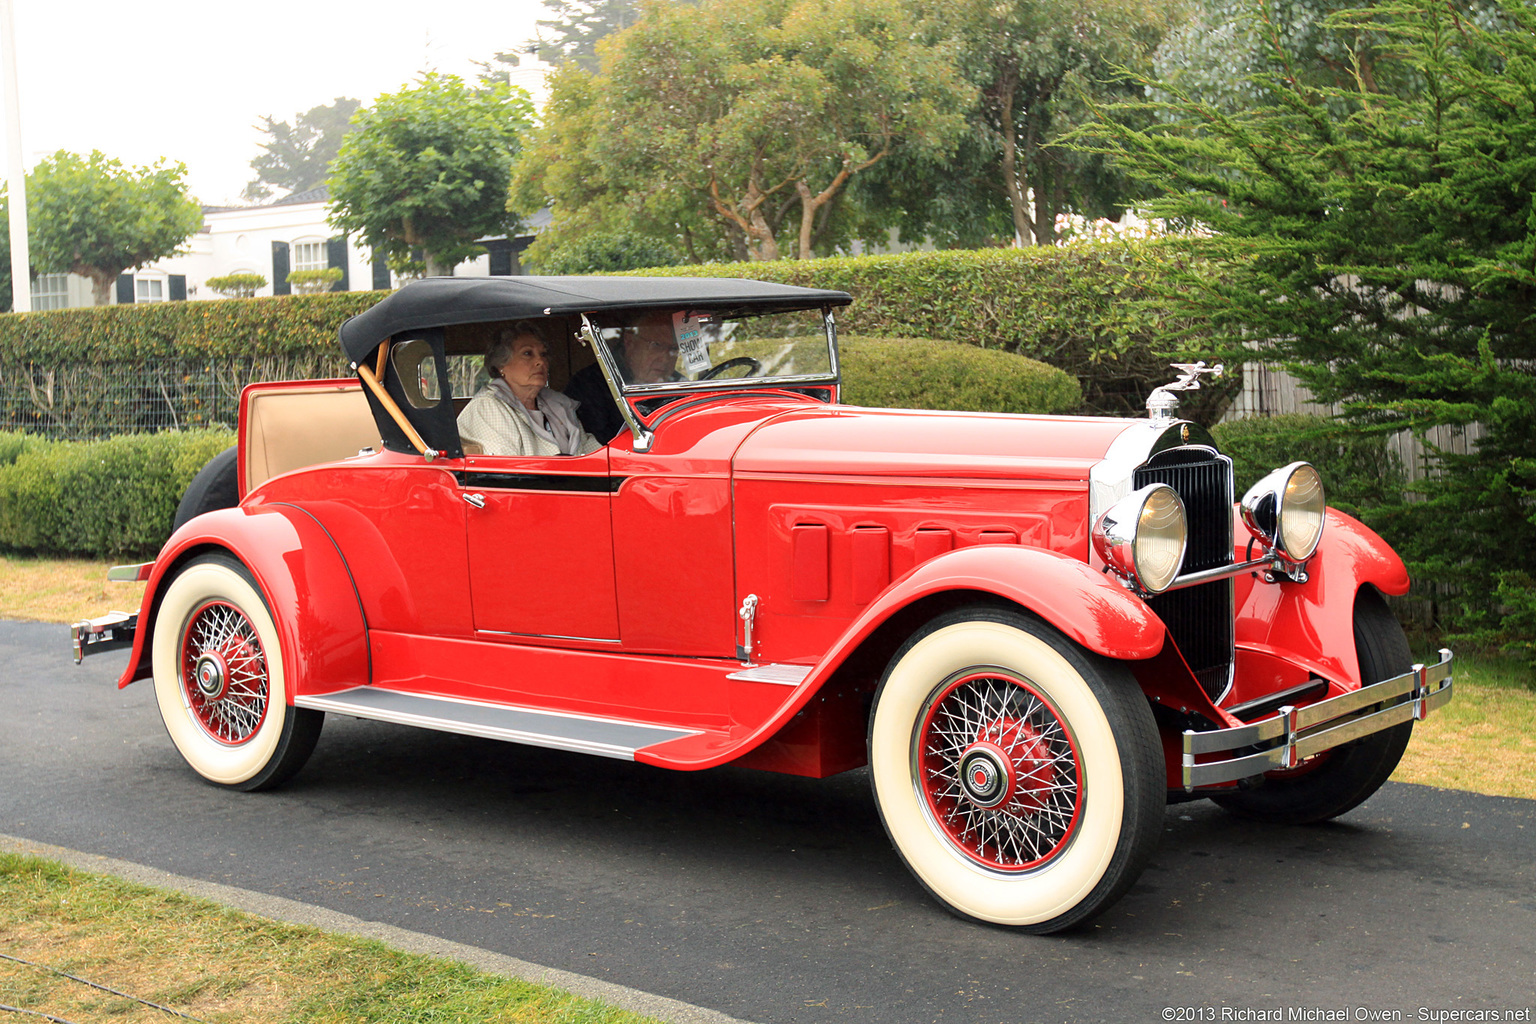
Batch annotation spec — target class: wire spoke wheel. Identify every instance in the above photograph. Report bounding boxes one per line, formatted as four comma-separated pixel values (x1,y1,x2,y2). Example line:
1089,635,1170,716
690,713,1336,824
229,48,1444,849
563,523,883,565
869,607,1163,931
153,554,322,791
180,600,270,744
918,671,1082,871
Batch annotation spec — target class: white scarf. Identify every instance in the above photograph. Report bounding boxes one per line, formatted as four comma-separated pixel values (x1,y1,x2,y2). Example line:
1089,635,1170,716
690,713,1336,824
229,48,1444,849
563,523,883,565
486,378,588,456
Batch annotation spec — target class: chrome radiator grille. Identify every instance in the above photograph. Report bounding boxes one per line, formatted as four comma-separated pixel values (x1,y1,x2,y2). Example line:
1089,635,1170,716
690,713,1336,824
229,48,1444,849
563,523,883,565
1135,449,1235,701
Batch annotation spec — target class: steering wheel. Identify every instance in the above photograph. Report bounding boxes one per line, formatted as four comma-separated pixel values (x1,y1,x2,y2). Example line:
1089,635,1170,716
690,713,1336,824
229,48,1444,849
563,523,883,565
699,356,761,380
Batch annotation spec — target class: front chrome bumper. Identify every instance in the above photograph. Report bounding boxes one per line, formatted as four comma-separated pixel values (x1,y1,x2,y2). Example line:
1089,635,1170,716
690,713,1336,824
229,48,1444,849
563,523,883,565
1181,649,1454,791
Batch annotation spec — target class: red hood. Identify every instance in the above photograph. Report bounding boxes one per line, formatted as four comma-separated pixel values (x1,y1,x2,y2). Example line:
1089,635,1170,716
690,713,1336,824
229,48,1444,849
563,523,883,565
732,405,1140,484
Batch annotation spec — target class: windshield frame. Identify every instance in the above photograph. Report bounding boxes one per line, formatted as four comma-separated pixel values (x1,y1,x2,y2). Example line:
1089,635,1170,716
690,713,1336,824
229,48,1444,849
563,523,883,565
583,304,841,398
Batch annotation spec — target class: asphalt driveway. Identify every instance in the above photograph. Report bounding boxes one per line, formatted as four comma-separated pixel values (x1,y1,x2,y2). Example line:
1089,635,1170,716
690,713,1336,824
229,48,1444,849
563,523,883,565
3,619,1532,1023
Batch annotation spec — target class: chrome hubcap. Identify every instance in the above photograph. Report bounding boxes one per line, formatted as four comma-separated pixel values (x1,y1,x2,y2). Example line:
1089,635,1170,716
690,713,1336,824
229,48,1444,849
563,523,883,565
194,652,229,700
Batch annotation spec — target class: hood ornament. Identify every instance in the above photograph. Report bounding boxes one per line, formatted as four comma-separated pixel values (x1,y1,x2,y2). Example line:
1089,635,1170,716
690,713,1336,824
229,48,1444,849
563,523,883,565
1147,362,1223,422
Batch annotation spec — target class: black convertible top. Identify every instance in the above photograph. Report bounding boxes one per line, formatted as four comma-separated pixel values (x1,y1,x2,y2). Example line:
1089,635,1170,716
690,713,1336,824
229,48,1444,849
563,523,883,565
337,276,853,364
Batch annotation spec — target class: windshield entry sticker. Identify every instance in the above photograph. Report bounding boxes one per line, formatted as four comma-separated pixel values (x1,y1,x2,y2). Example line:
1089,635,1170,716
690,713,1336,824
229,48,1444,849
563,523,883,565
674,311,711,374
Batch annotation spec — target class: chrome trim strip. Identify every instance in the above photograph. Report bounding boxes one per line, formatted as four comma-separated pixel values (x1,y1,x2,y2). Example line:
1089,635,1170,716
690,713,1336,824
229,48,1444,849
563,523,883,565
1181,649,1454,791
107,562,154,583
294,687,701,760
1164,556,1273,591
726,663,812,686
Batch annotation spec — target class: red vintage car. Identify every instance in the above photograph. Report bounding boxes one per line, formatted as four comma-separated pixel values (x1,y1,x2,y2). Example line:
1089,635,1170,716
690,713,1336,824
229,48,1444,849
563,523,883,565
73,276,1453,933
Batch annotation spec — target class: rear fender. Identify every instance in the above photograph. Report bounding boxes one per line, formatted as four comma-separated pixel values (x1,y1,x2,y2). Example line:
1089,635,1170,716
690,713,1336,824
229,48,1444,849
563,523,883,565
116,504,369,696
1234,507,1409,689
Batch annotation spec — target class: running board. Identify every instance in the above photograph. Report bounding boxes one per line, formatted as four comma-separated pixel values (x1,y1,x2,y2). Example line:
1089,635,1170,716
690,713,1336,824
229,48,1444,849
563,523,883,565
294,687,702,761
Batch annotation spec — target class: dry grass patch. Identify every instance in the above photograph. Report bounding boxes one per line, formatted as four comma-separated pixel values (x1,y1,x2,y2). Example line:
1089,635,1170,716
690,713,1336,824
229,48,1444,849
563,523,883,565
0,854,658,1024
0,555,145,625
1392,651,1536,799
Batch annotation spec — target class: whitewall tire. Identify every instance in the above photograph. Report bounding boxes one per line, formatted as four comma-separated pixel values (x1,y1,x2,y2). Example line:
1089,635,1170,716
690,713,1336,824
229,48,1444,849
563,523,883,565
152,554,322,791
869,606,1164,932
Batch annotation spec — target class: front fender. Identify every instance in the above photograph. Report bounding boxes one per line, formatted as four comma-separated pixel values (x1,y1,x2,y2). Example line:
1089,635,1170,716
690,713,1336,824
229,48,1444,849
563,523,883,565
830,544,1168,666
116,504,369,697
1234,507,1409,688
680,545,1165,773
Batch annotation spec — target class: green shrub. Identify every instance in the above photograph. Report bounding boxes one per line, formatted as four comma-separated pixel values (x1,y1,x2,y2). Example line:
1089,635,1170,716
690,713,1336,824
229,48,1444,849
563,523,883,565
0,291,382,364
534,231,682,275
839,336,1081,415
205,273,267,298
287,268,345,294
0,429,235,558
0,430,45,466
1210,414,1405,521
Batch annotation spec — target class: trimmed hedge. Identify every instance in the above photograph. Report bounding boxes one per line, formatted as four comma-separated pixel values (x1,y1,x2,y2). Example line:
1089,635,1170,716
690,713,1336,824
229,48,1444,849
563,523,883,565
0,292,382,363
839,336,1080,415
0,429,235,558
0,242,1222,418
1209,414,1405,521
626,241,1226,419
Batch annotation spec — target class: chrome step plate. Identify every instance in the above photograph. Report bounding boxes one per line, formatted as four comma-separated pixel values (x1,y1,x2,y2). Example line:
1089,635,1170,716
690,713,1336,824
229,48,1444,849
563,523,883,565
295,687,701,760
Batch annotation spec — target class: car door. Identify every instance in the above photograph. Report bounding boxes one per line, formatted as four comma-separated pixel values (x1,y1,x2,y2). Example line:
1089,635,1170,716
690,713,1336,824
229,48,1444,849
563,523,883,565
460,449,620,642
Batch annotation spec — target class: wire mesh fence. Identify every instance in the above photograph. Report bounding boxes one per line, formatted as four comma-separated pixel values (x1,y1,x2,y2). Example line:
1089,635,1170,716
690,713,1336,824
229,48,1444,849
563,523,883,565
0,356,351,440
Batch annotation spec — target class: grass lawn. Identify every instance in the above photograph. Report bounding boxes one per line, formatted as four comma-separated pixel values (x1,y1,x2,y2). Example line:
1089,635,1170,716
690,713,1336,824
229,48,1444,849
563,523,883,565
0,853,657,1024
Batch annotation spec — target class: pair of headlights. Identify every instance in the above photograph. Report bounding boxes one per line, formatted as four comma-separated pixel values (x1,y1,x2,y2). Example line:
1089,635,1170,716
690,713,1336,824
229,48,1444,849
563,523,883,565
1093,462,1327,595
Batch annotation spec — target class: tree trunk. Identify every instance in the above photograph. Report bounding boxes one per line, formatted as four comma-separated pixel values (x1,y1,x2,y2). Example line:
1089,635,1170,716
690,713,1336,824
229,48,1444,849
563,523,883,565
87,269,115,306
424,252,455,277
994,70,1035,248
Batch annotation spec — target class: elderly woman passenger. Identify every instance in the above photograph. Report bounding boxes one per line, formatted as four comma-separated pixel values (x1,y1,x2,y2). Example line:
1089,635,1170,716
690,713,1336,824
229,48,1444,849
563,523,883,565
458,324,601,457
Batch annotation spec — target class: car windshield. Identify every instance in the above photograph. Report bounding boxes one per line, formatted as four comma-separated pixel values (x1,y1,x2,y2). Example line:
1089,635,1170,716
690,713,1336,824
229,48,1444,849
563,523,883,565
588,306,835,391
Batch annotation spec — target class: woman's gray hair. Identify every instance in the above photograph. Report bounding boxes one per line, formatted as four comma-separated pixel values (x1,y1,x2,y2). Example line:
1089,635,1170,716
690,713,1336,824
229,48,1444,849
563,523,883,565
484,320,547,379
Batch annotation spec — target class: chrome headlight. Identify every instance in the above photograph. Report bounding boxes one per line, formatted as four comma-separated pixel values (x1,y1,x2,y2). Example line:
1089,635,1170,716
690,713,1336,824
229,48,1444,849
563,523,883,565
1240,462,1326,562
1093,483,1188,595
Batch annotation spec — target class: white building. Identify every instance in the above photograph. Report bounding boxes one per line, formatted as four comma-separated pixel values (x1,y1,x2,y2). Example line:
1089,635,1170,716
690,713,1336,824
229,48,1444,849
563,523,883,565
29,186,541,310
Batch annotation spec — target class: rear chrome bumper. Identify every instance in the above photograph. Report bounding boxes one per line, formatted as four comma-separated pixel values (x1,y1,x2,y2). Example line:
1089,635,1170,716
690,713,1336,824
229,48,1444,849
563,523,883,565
1181,649,1454,791
70,611,138,664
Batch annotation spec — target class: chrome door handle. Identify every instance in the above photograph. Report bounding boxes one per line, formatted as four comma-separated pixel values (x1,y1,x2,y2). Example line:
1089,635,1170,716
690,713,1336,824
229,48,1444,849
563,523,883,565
463,492,485,509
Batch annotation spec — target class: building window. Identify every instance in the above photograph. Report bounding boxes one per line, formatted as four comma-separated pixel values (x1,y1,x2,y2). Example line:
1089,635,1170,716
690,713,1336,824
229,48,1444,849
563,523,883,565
292,240,327,273
31,274,69,310
135,278,165,303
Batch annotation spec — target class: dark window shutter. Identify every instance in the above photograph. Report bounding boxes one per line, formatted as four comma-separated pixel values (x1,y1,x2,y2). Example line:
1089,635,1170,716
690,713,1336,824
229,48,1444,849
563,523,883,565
168,275,187,301
486,238,513,276
116,274,134,304
272,241,291,295
371,247,391,291
326,236,350,292
509,236,532,276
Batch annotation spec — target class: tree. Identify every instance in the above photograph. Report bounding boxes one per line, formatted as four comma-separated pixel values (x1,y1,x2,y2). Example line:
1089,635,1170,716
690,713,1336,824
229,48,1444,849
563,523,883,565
535,0,641,70
942,0,1175,246
327,74,535,278
244,97,361,202
26,151,203,306
1073,0,1536,648
521,0,971,262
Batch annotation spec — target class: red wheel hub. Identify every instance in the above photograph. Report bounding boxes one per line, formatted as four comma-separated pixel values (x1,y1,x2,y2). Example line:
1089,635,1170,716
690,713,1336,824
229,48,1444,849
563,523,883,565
918,672,1082,872
179,600,269,745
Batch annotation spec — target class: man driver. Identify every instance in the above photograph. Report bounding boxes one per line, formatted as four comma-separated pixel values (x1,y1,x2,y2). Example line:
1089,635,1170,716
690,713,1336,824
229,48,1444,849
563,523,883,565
564,311,683,443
